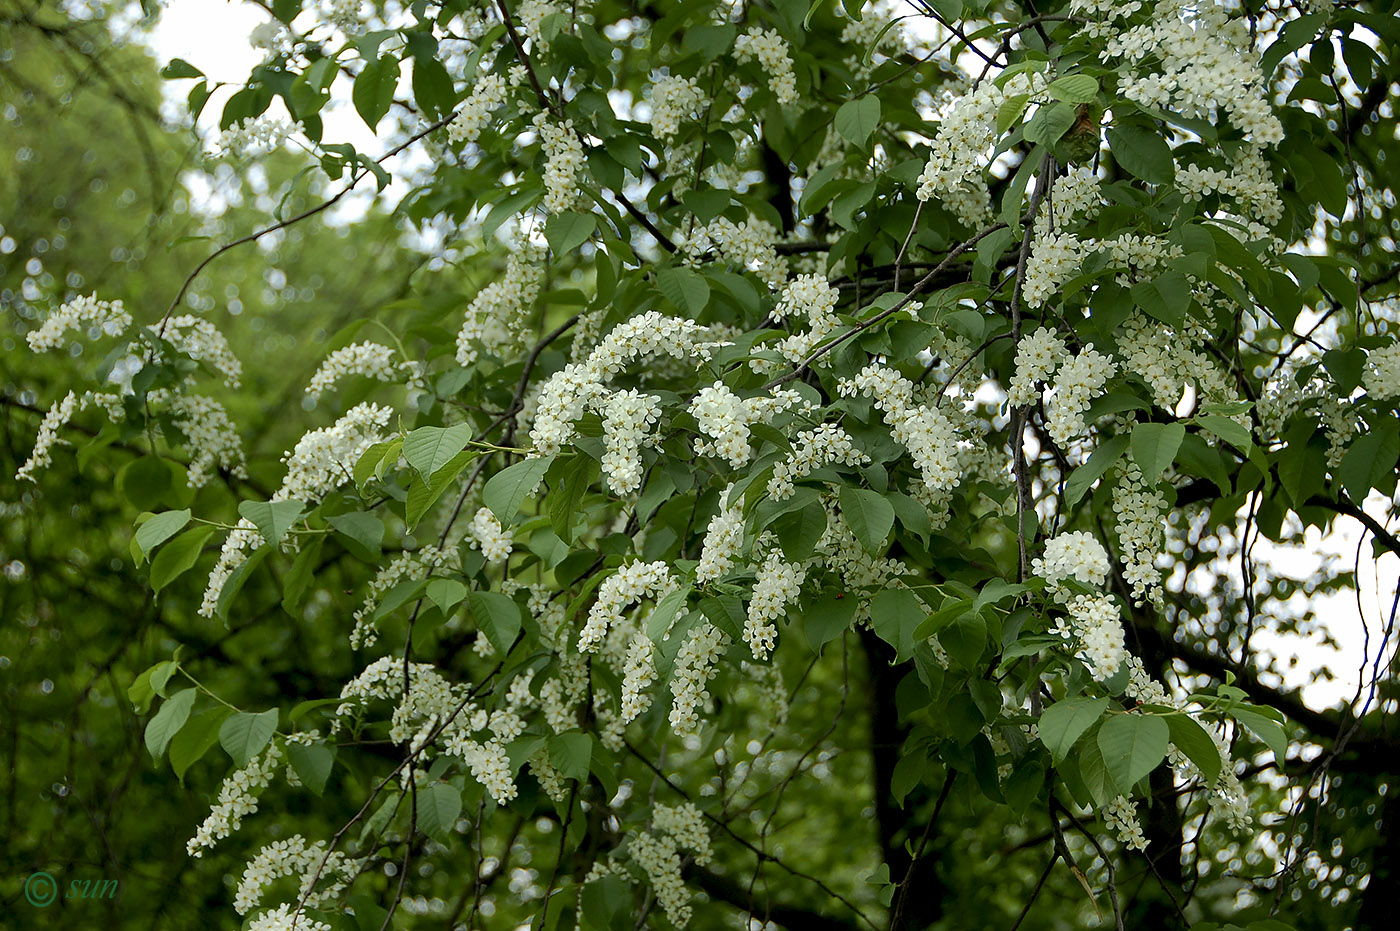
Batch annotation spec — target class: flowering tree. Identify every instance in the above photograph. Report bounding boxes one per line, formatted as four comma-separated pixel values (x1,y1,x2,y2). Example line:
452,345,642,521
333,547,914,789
7,0,1400,929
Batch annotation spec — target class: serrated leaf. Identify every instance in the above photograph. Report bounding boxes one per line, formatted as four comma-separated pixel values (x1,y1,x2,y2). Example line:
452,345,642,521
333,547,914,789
417,782,462,843
835,95,881,147
1039,697,1108,763
328,511,384,560
353,55,399,131
870,588,924,661
288,741,336,796
1337,427,1400,504
169,707,232,785
1195,415,1252,451
1047,74,1099,103
1131,270,1191,327
426,578,468,615
468,590,522,654
1024,101,1077,145
545,211,596,256
1230,706,1289,762
404,424,474,482
1106,123,1175,184
151,525,216,594
1164,714,1222,784
160,58,204,79
1097,713,1169,792
145,688,197,760
646,585,691,641
220,709,279,768
1066,435,1129,507
405,448,477,530
839,486,895,555
549,732,592,782
483,456,553,525
1131,422,1185,483
237,499,306,547
772,500,828,563
657,266,710,315
134,509,191,563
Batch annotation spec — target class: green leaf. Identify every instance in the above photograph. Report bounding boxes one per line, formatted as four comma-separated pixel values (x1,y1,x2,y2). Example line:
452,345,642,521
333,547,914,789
134,509,191,562
160,58,204,80
1066,435,1129,507
405,448,477,530
237,499,306,547
290,697,348,723
1131,270,1191,327
404,424,474,482
288,741,336,796
151,525,216,594
353,55,399,131
646,585,692,641
418,782,462,843
1131,422,1185,483
1230,706,1289,762
128,660,179,714
1023,101,1077,146
220,709,280,767
1195,415,1252,451
835,95,881,147
1039,697,1108,763
870,588,924,661
549,732,592,782
545,211,596,256
1096,713,1169,792
468,590,523,654
1106,123,1175,184
483,456,553,525
426,578,468,615
145,687,197,760
1164,714,1222,784
803,590,858,651
1337,427,1400,504
327,511,384,561
1047,74,1099,103
657,266,710,315
839,486,895,555
169,707,232,785
772,500,828,563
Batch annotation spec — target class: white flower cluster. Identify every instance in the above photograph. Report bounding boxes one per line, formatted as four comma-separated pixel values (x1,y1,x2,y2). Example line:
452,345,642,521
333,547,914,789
839,363,960,500
1112,459,1166,604
620,633,657,723
200,403,392,617
653,802,712,866
1176,145,1283,226
768,424,870,499
689,382,799,468
682,216,787,288
249,19,291,56
306,341,400,400
26,292,130,351
669,622,728,735
447,73,508,144
1363,341,1400,400
578,561,677,652
733,28,796,103
1258,362,1357,467
649,74,706,139
246,904,331,931
601,389,663,494
1007,326,1069,407
1033,530,1111,598
1023,233,1086,308
16,391,81,482
517,0,560,49
450,736,517,803
350,545,454,648
1105,0,1283,145
1116,312,1237,413
760,273,840,371
1104,794,1148,851
152,390,248,488
158,315,243,387
746,551,805,660
235,834,357,915
534,113,586,213
917,73,1045,227
279,402,393,502
629,831,691,926
455,241,546,366
217,116,303,157
1035,166,1104,237
1060,593,1127,680
1046,345,1116,445
696,485,744,582
187,743,283,857
530,311,727,456
469,507,513,563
